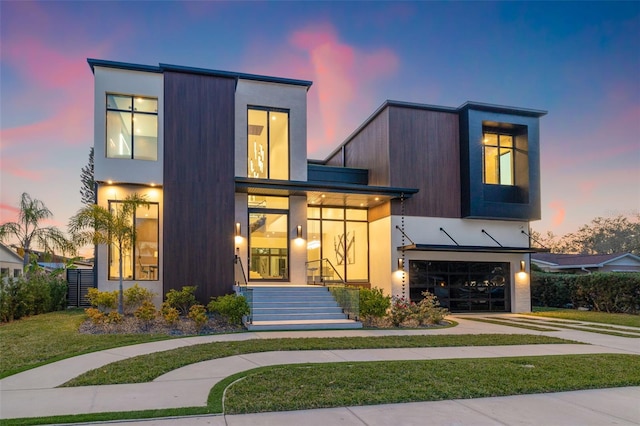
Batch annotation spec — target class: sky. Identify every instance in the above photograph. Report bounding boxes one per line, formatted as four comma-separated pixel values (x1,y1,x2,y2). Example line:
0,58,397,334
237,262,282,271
1,1,639,253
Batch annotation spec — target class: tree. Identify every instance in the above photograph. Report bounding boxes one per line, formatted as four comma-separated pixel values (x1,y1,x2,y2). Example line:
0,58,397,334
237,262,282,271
68,193,149,314
564,215,640,255
0,192,74,267
532,215,640,255
80,147,95,206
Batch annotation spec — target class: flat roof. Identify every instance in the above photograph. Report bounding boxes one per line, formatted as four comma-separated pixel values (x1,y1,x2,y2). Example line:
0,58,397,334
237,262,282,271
87,58,313,89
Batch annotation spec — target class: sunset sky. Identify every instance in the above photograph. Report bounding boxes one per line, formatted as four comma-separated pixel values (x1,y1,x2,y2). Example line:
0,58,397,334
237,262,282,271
1,1,638,252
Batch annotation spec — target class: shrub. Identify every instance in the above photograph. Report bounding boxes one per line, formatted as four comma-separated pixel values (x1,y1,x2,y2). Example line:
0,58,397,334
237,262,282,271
389,296,413,327
359,287,390,320
530,272,575,308
165,286,197,315
106,311,123,324
412,291,448,325
0,270,69,322
86,288,118,312
124,284,155,315
161,302,180,326
207,293,249,325
188,304,208,332
85,307,105,324
135,300,157,322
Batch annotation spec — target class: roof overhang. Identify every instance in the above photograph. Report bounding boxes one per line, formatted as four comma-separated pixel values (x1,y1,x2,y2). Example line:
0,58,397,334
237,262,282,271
398,244,548,254
236,177,418,208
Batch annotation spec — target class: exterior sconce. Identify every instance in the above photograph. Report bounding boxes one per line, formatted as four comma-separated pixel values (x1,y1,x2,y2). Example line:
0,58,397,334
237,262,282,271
235,222,241,237
398,258,404,271
520,260,526,273
296,225,303,239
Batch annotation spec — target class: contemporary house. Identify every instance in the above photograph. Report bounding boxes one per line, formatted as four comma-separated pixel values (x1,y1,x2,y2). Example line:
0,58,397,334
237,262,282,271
532,252,640,274
88,58,546,320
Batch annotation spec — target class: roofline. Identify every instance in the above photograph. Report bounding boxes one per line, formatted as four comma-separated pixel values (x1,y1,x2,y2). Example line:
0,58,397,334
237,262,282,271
320,99,547,162
87,58,313,89
459,101,548,118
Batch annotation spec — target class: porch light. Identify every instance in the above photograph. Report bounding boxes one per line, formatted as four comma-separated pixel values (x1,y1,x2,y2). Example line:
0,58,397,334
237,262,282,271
520,260,526,273
397,258,404,271
235,222,241,237
296,225,303,239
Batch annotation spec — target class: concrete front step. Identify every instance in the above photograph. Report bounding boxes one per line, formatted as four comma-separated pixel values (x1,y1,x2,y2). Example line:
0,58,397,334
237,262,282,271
246,319,362,331
242,285,362,330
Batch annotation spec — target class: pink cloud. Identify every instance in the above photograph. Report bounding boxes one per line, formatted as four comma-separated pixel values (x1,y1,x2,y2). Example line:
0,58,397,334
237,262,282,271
289,23,399,154
549,200,566,227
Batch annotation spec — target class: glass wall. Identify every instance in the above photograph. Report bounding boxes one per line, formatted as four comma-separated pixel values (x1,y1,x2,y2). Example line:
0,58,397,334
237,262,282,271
108,202,159,280
106,94,158,161
249,196,289,280
307,207,368,282
248,107,289,180
409,260,510,312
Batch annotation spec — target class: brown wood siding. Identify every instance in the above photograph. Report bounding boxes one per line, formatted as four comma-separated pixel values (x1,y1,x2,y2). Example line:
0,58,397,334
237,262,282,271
368,202,391,222
341,109,390,186
389,106,461,218
163,71,236,303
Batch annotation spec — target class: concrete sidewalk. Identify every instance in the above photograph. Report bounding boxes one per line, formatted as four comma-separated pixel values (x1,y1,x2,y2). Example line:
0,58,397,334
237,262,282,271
1,315,639,424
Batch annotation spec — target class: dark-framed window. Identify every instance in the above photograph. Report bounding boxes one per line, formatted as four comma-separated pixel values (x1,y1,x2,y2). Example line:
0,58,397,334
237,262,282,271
108,201,159,281
247,106,289,180
307,206,369,282
106,94,158,161
483,130,520,185
248,196,289,280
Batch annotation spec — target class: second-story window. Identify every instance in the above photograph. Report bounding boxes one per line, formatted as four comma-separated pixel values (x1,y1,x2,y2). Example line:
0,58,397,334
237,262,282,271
483,131,516,185
247,107,289,180
106,94,158,161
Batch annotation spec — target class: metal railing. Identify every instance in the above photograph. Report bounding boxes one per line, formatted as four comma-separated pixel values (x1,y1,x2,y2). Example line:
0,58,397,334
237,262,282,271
305,258,345,285
234,254,248,287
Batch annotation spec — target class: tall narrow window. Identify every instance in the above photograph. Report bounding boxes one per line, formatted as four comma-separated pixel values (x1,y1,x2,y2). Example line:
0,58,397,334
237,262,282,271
248,107,289,180
483,131,517,185
108,202,159,280
106,94,158,161
248,196,289,280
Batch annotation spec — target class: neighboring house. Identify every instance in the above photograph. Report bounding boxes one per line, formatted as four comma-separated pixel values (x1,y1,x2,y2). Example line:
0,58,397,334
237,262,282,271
531,253,640,274
88,58,546,313
0,242,23,278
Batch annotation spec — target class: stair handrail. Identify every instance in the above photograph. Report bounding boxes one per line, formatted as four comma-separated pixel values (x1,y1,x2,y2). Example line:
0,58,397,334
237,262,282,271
234,254,248,287
305,258,345,285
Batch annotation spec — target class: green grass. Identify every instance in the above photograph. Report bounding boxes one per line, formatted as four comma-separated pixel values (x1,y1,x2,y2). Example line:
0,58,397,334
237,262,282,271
464,317,559,331
63,334,572,386
530,308,640,327
510,318,640,336
5,353,638,425
219,354,640,414
0,310,172,378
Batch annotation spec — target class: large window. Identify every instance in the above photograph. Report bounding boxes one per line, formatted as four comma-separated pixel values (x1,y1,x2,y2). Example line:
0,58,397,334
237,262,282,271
247,107,289,180
409,260,510,312
106,94,158,161
108,202,159,280
483,131,515,185
307,207,368,282
249,196,289,280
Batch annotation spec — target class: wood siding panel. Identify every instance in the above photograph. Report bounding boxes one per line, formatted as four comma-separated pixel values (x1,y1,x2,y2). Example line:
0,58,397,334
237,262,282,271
163,72,236,303
337,109,391,186
389,106,460,218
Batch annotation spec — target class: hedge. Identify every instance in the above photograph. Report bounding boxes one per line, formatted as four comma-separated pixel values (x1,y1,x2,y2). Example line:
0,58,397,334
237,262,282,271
531,271,640,314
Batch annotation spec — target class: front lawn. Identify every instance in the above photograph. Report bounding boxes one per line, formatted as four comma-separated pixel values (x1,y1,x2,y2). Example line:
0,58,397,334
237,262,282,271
530,307,640,327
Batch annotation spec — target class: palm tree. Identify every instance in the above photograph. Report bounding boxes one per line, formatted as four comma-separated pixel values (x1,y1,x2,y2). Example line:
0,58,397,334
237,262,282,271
0,192,74,268
69,193,149,314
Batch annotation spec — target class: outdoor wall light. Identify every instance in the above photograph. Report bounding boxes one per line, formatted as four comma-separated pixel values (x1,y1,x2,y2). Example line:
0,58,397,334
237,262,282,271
398,258,404,271
296,225,303,239
235,222,241,237
520,260,526,273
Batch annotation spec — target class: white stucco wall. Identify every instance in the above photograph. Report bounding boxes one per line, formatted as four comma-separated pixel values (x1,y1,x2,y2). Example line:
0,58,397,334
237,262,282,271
95,184,163,306
93,66,163,185
367,215,532,312
234,79,308,181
